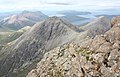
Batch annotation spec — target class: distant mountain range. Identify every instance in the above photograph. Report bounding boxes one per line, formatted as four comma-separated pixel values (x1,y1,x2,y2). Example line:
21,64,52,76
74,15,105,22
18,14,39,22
95,14,119,19
58,10,91,25
0,10,91,31
0,11,48,31
1,10,119,31
61,15,89,24
58,10,91,16
0,12,19,20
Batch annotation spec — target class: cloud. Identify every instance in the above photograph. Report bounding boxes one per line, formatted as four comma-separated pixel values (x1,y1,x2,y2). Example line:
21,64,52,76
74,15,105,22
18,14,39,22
0,0,44,11
46,2,72,5
0,0,120,12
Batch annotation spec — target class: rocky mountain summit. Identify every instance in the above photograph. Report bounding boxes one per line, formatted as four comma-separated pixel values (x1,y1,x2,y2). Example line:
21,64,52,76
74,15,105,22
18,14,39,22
27,16,120,77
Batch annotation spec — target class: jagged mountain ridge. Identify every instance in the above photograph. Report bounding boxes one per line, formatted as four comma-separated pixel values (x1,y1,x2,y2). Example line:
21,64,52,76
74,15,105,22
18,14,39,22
0,11,48,30
0,16,81,77
80,16,111,37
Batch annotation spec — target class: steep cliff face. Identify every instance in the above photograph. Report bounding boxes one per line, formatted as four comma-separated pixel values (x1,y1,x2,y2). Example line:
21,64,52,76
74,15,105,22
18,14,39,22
27,17,120,77
0,16,80,77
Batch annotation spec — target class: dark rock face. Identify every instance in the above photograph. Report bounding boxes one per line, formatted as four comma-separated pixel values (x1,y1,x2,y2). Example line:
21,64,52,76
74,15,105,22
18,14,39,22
0,17,80,77
27,17,120,77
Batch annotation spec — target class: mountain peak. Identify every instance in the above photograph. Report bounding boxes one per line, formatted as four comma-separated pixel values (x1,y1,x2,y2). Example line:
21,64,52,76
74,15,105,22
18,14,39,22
21,10,44,14
47,16,62,21
44,16,66,24
42,16,81,33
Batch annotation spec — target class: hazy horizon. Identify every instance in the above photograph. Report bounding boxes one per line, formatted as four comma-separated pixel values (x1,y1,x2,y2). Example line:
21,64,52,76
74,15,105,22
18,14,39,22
0,0,120,13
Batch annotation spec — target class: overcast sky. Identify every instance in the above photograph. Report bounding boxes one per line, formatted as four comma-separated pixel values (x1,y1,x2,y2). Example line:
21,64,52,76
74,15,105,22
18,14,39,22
0,0,120,12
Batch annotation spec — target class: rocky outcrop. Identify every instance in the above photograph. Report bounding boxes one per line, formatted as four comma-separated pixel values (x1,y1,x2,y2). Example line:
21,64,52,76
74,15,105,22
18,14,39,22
111,16,120,27
27,37,120,77
27,17,120,77
0,16,81,77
